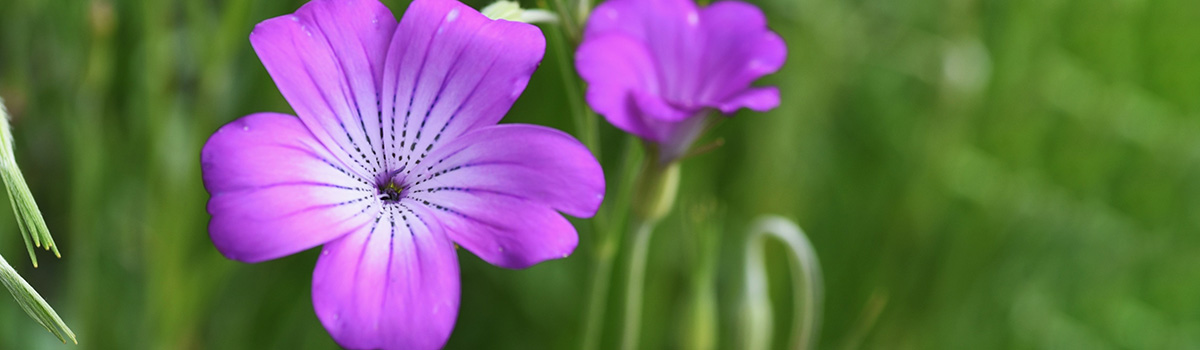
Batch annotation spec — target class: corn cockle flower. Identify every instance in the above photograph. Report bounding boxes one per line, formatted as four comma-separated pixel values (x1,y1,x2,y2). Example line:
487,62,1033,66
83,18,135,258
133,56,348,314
200,0,604,348
575,0,786,163
573,2,784,348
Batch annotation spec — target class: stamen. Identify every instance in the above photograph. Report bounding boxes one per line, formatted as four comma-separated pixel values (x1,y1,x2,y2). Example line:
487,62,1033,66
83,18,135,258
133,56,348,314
376,168,406,203
378,181,404,203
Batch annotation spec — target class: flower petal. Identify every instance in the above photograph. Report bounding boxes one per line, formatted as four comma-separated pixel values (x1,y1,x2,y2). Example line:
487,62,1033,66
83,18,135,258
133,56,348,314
577,0,716,146
313,203,459,350
406,124,604,269
656,113,713,162
379,0,545,173
250,0,398,178
696,1,786,109
579,0,786,117
576,34,662,141
632,89,694,122
575,32,700,144
715,86,780,114
202,113,378,263
583,0,706,105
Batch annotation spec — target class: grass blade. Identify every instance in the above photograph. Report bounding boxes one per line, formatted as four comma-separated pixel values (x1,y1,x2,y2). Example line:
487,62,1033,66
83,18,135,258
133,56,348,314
0,97,76,344
0,254,76,344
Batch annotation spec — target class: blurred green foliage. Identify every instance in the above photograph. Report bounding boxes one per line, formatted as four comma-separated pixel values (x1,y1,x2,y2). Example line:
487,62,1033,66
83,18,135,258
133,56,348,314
1,0,1199,349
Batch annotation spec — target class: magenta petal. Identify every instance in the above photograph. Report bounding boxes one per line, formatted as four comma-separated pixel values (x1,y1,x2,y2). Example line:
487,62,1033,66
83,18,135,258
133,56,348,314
697,1,786,109
250,0,398,177
407,124,604,268
715,86,780,114
378,0,545,171
417,189,578,269
313,204,459,350
578,0,786,138
576,34,662,141
583,0,700,60
632,89,693,122
214,0,597,347
583,0,705,103
202,113,377,263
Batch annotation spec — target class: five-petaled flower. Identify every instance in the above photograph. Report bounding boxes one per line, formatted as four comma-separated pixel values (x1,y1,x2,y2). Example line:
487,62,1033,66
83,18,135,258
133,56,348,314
200,0,604,348
576,0,787,163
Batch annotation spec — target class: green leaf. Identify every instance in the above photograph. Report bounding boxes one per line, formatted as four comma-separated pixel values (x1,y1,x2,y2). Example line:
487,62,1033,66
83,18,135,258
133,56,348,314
0,97,76,344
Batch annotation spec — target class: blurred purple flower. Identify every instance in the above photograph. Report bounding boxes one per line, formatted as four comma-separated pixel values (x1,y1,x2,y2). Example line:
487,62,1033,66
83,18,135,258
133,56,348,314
199,0,604,348
576,0,786,162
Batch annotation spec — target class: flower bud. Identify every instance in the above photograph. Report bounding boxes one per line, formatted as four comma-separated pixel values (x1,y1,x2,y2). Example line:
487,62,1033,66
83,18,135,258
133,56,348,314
632,160,680,222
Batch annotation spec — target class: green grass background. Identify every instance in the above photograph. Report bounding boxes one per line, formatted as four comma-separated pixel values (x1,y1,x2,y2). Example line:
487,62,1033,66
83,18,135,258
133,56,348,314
1,0,1199,348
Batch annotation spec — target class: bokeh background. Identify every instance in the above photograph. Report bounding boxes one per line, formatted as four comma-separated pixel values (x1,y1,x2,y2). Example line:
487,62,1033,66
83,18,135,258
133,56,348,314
2,0,1199,348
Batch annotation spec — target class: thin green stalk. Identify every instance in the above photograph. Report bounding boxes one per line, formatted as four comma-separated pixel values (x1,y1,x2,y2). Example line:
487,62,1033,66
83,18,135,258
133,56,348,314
551,0,611,346
620,218,657,350
545,20,598,155
680,202,721,350
574,0,592,30
620,148,681,350
579,228,618,350
549,0,580,42
580,136,640,350
543,0,600,158
582,109,600,159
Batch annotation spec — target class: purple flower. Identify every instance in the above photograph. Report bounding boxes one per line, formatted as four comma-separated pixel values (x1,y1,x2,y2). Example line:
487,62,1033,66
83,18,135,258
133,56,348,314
199,0,604,348
575,0,786,162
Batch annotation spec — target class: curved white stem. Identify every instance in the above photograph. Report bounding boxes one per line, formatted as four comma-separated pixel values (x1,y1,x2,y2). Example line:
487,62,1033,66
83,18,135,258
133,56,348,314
742,215,824,350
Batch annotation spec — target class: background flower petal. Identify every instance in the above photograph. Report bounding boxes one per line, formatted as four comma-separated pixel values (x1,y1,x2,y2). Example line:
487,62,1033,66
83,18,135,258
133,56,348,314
250,0,398,178
632,89,693,122
378,0,545,174
312,204,459,350
582,0,696,50
576,34,663,141
202,113,378,263
696,1,787,110
579,0,785,117
583,0,705,105
715,86,780,114
405,124,604,269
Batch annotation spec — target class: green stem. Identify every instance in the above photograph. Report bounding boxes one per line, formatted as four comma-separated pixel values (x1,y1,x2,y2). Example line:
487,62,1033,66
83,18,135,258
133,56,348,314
549,0,579,42
574,0,592,31
545,22,598,156
582,110,600,159
579,222,619,350
544,0,599,156
620,218,657,350
621,149,681,350
682,212,720,350
580,137,640,350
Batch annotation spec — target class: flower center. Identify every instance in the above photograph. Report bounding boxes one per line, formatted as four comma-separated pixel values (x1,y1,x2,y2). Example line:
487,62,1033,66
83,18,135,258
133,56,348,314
374,167,408,203
378,181,404,203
